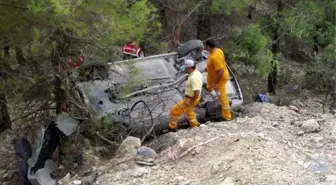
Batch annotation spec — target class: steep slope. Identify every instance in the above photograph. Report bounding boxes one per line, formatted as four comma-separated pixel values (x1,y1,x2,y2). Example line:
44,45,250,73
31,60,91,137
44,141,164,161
97,103,336,185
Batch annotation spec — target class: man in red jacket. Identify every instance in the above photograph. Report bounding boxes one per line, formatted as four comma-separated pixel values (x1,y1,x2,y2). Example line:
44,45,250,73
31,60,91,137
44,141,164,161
66,55,83,69
122,40,144,59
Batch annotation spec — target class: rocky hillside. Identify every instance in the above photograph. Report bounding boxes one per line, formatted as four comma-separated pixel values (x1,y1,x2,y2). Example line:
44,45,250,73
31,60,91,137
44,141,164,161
1,100,336,185
93,102,336,185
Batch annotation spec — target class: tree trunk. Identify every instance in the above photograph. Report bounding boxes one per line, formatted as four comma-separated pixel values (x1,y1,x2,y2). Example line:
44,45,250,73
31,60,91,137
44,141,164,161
267,0,283,94
0,41,11,133
196,2,212,41
50,32,67,114
247,5,253,19
15,47,27,65
4,46,9,58
0,92,11,133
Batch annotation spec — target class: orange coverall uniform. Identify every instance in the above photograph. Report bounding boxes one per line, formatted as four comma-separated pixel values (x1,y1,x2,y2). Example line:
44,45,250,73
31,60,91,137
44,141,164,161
169,70,203,129
206,48,232,120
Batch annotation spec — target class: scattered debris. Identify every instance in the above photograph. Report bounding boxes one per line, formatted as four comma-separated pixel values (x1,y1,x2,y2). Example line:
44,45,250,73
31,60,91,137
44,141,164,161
82,172,98,185
135,146,157,166
95,102,336,185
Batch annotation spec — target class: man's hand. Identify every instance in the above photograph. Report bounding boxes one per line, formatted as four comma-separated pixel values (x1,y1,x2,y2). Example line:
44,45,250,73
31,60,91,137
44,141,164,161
203,83,211,92
213,83,219,90
186,100,192,106
209,83,219,91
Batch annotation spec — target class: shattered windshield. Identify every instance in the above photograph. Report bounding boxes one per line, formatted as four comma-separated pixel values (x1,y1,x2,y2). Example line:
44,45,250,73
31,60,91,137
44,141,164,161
108,59,173,84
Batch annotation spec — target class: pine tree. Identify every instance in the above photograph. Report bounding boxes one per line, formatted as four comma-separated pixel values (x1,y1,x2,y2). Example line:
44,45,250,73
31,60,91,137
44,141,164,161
0,0,161,132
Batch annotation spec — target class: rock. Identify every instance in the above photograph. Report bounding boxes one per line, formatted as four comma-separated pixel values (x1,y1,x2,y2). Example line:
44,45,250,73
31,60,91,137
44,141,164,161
326,136,336,143
199,124,208,129
300,119,320,133
178,139,187,148
135,146,157,166
116,136,141,158
2,182,10,185
288,105,300,112
176,176,185,181
297,131,305,136
1,173,8,180
149,133,178,153
297,160,304,166
272,122,279,127
58,173,71,185
326,175,336,182
291,120,303,127
73,180,82,185
0,170,5,178
220,177,235,185
303,162,311,169
210,162,220,174
290,100,304,108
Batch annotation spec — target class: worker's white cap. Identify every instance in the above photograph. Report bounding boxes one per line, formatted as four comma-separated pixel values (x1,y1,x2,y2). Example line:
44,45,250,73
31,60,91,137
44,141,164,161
182,59,195,68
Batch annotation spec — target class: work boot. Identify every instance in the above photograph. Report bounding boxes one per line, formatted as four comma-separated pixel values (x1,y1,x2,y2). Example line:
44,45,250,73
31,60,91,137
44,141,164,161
168,127,178,132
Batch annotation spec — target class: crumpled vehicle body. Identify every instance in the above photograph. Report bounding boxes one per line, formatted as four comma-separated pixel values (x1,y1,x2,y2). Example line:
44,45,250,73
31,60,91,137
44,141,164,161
77,40,243,139
14,40,243,185
14,113,81,185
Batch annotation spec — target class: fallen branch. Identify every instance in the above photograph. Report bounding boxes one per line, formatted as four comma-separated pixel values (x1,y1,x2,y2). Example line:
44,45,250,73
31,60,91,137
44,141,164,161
95,132,119,147
178,135,221,159
97,157,134,176
177,134,241,159
111,157,134,167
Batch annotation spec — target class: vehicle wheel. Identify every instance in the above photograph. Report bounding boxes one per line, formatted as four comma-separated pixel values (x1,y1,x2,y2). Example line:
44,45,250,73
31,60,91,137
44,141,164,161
177,40,204,57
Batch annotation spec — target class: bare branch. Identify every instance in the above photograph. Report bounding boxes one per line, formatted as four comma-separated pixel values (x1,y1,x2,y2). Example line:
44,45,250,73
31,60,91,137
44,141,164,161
95,132,120,147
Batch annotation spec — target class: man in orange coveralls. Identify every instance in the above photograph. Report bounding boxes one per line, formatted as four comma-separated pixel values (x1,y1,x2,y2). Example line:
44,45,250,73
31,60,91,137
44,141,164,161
205,39,232,121
168,59,203,131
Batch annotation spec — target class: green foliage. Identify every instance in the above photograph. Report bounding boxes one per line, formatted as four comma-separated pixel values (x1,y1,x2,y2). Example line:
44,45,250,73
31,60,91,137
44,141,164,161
0,0,162,134
229,24,275,77
120,62,148,95
281,1,322,42
31,27,41,56
99,115,113,133
1,0,160,60
212,0,255,15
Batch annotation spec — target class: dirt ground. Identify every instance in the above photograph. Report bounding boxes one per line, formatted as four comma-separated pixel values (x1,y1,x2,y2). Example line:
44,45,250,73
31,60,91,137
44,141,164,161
95,101,336,185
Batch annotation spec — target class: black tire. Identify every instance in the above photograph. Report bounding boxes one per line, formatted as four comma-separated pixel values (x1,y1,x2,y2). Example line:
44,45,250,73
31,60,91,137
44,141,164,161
177,40,204,57
13,137,32,185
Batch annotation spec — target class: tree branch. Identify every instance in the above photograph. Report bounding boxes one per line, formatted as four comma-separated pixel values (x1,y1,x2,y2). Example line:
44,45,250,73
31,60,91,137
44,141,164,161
95,132,119,147
0,2,28,10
